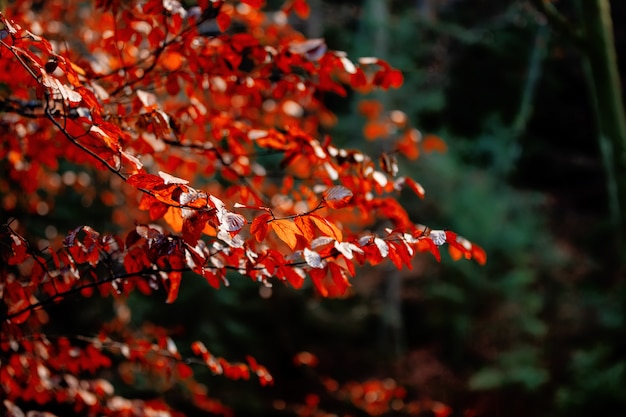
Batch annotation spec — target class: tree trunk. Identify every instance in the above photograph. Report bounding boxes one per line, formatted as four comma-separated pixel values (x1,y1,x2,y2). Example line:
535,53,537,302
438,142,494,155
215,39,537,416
576,0,626,269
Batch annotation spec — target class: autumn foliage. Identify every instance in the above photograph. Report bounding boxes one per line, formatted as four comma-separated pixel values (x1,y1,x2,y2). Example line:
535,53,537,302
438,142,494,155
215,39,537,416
0,0,484,415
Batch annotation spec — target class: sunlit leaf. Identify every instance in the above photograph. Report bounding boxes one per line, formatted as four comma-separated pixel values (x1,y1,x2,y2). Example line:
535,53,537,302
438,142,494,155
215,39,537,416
251,213,272,242
270,220,301,250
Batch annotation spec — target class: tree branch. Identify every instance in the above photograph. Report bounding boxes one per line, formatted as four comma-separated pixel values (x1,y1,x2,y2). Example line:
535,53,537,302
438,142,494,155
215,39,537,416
529,0,584,47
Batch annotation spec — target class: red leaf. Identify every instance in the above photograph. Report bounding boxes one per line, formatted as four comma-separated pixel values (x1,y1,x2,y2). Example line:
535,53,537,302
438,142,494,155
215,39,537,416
8,234,29,265
216,12,231,32
201,268,221,289
328,262,350,295
250,213,272,242
139,194,169,220
241,0,263,7
8,299,31,324
165,271,182,303
127,173,165,190
293,0,310,18
422,134,448,153
472,244,487,265
417,238,441,262
279,265,304,289
177,362,193,379
387,69,404,88
183,211,210,244
350,68,368,89
404,177,425,198
308,267,328,297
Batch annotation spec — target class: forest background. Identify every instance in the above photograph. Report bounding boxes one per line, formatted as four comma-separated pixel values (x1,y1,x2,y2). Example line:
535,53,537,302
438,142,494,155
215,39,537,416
1,0,625,416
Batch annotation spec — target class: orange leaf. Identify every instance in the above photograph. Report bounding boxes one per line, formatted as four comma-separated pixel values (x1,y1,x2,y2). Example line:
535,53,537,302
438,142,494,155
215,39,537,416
271,219,301,250
422,134,447,153
397,129,420,160
161,50,184,71
310,214,342,241
163,207,183,232
295,215,315,242
165,271,182,303
448,245,464,261
363,121,388,140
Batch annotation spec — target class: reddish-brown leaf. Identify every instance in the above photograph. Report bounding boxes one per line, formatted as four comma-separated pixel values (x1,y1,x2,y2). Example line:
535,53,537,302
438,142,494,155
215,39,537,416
127,173,165,190
7,299,31,324
183,211,211,244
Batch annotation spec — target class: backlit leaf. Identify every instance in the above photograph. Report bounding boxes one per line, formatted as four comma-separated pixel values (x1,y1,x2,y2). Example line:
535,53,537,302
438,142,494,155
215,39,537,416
310,214,342,241
251,213,272,242
271,220,301,250
295,215,315,242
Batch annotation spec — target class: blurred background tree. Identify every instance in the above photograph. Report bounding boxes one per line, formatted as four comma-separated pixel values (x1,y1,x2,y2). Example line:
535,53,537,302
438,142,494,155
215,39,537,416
312,0,626,416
